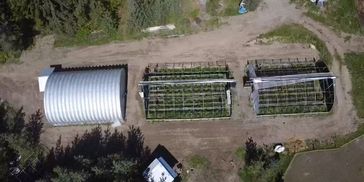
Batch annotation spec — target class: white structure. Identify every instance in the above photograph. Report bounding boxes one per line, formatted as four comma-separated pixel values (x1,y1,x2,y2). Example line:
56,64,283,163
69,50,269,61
142,24,176,33
40,65,127,126
274,145,285,153
144,157,178,182
38,67,55,92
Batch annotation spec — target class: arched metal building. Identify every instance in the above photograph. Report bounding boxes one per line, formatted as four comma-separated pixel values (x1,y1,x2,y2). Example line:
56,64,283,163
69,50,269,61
40,65,127,126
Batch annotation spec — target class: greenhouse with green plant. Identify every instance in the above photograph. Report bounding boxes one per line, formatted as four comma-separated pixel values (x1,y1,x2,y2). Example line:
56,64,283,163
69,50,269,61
139,62,235,120
245,58,336,116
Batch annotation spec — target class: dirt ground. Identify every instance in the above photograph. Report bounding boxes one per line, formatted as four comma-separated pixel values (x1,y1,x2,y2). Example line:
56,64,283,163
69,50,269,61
0,0,364,181
285,136,364,182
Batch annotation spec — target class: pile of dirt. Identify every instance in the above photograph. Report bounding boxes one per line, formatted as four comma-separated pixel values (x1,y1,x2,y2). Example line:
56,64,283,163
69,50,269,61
357,0,364,25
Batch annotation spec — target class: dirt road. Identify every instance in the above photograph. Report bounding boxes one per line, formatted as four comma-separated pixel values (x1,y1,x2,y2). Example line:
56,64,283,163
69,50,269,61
0,0,363,181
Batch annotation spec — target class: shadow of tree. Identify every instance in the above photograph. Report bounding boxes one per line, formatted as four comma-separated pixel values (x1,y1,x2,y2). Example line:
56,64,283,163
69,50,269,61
36,125,151,181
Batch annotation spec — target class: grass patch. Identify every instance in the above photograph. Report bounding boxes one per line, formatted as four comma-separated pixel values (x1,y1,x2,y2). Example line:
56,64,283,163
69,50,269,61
223,0,262,16
290,0,364,34
235,147,246,161
245,0,262,11
207,0,220,16
260,23,332,64
239,154,293,182
237,138,293,182
188,155,210,169
0,51,21,64
344,53,364,118
223,0,241,16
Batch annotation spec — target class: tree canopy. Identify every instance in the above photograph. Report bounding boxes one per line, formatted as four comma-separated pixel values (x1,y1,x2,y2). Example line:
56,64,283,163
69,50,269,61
0,100,151,181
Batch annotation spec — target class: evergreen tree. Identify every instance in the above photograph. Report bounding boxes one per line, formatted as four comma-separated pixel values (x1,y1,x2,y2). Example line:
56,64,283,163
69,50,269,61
24,110,43,146
245,137,259,166
11,107,25,134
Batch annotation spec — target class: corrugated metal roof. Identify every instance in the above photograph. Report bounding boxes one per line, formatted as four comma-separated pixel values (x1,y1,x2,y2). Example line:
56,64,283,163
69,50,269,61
44,68,126,126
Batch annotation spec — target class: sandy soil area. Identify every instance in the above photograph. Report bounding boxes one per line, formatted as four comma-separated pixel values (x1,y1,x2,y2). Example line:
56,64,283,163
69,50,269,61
0,0,363,181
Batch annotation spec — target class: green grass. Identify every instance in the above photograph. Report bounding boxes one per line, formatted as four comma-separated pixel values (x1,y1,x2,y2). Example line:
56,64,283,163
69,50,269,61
188,155,210,169
260,24,332,64
223,0,262,16
344,53,364,118
0,51,20,64
238,153,293,182
235,147,246,161
290,0,364,34
207,0,220,16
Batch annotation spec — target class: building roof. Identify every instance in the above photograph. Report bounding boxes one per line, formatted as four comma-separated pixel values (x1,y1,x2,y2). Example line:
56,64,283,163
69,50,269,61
144,157,178,182
43,67,127,126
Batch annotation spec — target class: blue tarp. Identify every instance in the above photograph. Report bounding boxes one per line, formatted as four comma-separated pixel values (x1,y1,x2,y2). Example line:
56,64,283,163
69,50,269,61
239,5,248,14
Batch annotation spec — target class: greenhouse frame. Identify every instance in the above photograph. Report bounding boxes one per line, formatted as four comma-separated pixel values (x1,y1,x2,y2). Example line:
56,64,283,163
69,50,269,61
139,62,235,120
246,58,336,116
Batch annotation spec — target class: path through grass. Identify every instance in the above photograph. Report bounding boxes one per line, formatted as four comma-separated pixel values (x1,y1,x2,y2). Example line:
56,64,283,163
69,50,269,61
290,0,364,34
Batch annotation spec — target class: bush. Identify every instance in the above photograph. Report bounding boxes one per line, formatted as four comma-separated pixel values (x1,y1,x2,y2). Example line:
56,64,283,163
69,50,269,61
0,51,20,64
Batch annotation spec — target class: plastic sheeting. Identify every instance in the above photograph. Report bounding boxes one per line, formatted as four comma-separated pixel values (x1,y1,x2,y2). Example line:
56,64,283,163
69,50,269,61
44,69,126,126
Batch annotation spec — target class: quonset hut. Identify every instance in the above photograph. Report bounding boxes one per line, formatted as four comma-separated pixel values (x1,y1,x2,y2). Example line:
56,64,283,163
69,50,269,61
38,65,127,126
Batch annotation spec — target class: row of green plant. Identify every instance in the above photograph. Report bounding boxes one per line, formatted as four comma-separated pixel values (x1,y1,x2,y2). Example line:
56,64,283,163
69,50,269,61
290,0,364,34
259,81,316,93
147,108,230,119
148,96,226,106
148,91,224,97
259,92,325,102
256,64,317,73
259,87,317,95
154,66,229,74
256,68,318,77
148,83,227,94
259,99,325,107
259,24,332,65
148,73,228,81
148,101,227,111
258,104,328,115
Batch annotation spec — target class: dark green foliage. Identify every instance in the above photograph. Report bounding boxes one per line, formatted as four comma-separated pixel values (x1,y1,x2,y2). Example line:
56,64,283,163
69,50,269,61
245,137,259,166
239,137,291,182
0,0,38,63
126,0,181,31
0,100,45,181
24,109,43,146
39,126,150,181
12,107,25,134
8,0,119,36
